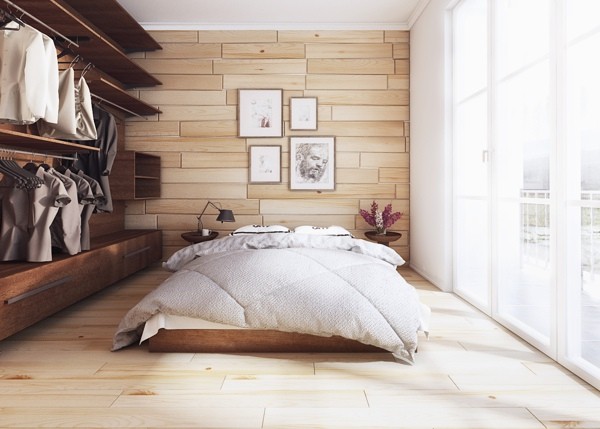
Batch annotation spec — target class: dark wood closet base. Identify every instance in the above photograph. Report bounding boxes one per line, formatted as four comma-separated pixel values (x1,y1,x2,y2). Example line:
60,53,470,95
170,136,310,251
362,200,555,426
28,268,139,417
0,229,162,341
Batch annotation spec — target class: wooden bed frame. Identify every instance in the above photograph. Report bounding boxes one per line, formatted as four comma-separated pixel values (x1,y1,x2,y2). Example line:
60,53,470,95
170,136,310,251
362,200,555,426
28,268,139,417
148,328,388,353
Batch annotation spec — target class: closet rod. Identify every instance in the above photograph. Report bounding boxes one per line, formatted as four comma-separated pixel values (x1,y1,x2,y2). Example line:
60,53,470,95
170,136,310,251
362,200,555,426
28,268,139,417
1,0,79,48
0,147,77,161
91,93,148,120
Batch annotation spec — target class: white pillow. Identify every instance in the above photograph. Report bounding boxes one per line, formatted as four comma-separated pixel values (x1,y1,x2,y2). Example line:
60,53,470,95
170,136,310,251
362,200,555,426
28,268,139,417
294,225,353,237
231,224,290,235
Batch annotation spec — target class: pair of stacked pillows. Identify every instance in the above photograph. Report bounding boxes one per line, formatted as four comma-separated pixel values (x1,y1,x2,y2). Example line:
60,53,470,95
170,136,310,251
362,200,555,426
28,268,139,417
231,224,353,237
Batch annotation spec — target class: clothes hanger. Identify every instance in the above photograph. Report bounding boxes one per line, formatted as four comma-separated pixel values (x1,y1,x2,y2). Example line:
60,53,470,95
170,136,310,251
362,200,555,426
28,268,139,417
22,156,39,172
0,153,44,189
0,160,27,189
0,8,21,30
80,62,93,78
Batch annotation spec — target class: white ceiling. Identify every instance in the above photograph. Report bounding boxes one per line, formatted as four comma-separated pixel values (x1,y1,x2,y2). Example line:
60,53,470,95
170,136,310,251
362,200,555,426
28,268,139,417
116,0,430,31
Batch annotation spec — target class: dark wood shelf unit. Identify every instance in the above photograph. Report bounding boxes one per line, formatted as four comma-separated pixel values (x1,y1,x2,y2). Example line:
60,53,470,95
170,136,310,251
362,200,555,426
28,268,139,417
60,0,162,53
86,76,161,117
111,151,161,200
0,230,162,342
0,0,162,151
9,0,161,88
0,1,164,345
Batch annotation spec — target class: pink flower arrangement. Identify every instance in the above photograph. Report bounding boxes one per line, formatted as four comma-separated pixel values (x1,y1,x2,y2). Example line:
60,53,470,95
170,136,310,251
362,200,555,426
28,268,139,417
359,201,402,235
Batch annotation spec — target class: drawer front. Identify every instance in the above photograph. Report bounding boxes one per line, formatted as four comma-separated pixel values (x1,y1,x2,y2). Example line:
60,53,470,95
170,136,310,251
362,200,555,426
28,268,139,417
0,230,162,341
0,247,117,340
120,231,162,277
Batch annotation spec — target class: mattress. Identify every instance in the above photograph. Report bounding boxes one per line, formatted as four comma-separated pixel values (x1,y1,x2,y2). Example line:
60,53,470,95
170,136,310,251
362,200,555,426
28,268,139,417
140,313,247,343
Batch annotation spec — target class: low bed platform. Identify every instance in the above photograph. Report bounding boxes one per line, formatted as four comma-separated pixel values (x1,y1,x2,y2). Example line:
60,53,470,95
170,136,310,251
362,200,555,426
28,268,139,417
113,230,429,363
148,328,388,353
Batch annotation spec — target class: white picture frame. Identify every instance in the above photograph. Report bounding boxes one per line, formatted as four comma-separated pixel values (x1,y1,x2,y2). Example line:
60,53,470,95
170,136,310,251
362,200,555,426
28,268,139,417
238,89,283,137
289,136,335,191
249,145,282,184
290,97,318,130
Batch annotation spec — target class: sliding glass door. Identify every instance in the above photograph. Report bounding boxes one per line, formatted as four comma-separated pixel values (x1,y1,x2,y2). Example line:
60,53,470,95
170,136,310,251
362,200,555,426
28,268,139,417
564,0,600,381
494,0,554,350
453,0,600,389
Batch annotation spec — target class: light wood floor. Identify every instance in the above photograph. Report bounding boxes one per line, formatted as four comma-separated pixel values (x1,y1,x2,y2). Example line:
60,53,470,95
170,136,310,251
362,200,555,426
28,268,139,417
1,265,600,428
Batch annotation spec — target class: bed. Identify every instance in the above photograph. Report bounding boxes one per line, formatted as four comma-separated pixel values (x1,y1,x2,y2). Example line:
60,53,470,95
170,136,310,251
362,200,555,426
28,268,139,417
112,226,430,364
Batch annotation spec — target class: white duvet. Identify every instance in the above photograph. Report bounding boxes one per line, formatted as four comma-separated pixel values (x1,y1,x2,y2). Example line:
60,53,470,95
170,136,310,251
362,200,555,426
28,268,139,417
112,234,429,363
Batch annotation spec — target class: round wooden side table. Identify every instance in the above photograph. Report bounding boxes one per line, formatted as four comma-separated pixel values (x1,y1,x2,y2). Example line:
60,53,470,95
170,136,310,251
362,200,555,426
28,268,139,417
364,231,402,247
181,231,219,244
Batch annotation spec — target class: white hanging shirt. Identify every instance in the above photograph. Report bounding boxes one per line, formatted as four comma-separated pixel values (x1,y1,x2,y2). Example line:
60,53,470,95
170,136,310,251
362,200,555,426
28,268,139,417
0,22,51,124
41,33,59,124
37,68,76,137
37,70,97,140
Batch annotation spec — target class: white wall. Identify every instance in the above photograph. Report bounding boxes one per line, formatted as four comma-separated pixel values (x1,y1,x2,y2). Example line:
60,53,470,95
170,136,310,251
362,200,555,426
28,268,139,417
410,0,453,291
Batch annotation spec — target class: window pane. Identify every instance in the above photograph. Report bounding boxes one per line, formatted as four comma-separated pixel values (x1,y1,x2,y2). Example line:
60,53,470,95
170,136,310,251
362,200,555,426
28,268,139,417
566,7,600,375
454,0,487,101
454,0,490,310
581,206,600,367
496,0,550,78
455,94,488,197
497,198,552,341
566,33,600,192
456,198,489,307
496,61,551,199
495,2,553,342
566,0,600,43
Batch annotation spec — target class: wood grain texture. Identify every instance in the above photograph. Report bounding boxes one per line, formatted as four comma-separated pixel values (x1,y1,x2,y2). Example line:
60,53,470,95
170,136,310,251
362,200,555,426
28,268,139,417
214,59,307,75
122,30,410,260
0,231,161,341
278,30,384,43
308,59,395,74
223,43,306,59
133,58,213,75
306,74,388,90
145,43,221,59
1,265,597,428
149,330,388,353
197,30,278,43
306,43,392,59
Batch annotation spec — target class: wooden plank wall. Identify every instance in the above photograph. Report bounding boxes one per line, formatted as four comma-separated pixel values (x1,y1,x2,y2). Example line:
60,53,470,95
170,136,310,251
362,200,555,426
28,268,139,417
124,30,410,260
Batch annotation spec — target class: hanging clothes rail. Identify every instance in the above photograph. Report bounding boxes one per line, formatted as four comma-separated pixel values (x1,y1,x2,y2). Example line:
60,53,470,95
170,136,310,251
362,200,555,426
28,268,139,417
0,147,78,161
0,0,79,48
91,93,148,120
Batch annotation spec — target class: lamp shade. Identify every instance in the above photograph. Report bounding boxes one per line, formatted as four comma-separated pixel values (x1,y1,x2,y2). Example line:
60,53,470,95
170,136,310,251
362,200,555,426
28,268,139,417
216,209,235,223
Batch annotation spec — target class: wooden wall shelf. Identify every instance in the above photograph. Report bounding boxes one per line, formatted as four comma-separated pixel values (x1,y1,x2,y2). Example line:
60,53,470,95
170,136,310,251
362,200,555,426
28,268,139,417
10,0,161,87
111,151,161,200
0,0,162,148
0,2,163,346
87,76,161,117
60,0,162,53
0,129,100,153
0,230,162,342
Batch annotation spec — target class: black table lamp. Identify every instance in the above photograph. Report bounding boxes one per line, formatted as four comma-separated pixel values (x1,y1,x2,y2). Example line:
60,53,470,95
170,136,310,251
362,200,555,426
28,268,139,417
197,201,236,232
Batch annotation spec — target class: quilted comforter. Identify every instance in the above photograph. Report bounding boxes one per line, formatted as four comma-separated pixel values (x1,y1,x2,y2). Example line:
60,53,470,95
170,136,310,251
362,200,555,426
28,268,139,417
112,234,429,363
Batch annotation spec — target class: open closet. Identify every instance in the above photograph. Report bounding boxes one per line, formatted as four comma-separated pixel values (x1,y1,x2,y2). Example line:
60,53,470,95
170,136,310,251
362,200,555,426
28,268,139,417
0,0,162,341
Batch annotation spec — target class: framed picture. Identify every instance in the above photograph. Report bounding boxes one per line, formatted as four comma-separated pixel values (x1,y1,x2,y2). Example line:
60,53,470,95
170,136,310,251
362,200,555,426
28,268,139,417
290,97,318,130
238,89,283,137
249,145,282,183
289,136,335,191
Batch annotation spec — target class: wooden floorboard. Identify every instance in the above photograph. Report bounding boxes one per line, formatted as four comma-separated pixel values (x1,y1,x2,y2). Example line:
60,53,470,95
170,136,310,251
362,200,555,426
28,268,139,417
0,264,599,428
